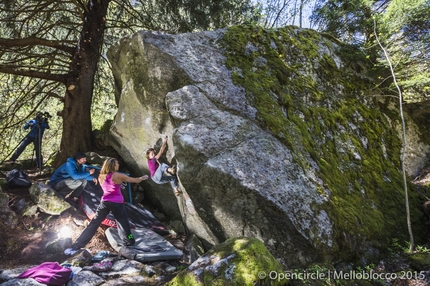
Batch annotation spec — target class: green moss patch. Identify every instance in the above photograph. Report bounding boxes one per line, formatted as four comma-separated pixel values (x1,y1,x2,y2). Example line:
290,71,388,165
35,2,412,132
408,252,430,270
168,237,287,286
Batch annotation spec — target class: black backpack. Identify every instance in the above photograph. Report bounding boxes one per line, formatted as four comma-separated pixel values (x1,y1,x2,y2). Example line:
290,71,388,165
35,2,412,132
6,169,32,188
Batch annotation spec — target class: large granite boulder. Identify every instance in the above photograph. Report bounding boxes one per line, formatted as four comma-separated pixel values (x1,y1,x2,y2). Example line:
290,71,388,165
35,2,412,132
106,25,427,267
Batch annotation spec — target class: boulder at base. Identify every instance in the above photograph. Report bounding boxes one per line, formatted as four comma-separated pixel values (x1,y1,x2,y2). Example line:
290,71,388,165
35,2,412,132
29,182,72,215
168,237,286,286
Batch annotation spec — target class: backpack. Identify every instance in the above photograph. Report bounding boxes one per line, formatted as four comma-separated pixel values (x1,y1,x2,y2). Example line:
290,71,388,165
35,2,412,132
6,169,32,188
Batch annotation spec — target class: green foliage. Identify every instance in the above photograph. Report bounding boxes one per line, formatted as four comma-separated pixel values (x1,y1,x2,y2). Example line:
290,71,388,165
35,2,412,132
388,238,430,255
311,0,430,104
0,74,63,163
0,1,81,162
414,244,430,253
376,0,430,103
381,0,428,34
0,0,261,164
106,0,259,35
388,238,405,254
91,58,117,131
311,0,387,46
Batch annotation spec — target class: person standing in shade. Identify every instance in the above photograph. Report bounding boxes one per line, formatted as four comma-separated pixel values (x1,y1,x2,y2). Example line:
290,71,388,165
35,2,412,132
146,136,182,196
50,152,97,203
64,157,148,255
9,112,50,168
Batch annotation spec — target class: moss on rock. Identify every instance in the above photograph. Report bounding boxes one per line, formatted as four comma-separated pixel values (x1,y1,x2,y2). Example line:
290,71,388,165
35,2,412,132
408,252,430,270
168,237,287,286
220,25,425,262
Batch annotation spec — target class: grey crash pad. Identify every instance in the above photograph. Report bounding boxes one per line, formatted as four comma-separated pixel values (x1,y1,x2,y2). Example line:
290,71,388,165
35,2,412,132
105,227,183,262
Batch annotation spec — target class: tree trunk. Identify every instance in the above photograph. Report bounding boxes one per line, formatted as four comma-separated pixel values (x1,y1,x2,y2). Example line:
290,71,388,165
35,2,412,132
54,0,110,166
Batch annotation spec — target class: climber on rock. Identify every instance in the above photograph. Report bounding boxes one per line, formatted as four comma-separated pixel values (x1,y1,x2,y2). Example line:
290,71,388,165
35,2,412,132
145,136,182,196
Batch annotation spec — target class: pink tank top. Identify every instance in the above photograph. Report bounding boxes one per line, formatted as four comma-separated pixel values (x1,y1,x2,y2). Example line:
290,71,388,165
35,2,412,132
101,173,124,203
147,157,159,177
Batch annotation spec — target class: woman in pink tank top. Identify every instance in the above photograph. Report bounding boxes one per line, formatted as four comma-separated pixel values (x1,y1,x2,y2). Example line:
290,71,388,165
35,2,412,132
65,157,148,254
146,136,182,196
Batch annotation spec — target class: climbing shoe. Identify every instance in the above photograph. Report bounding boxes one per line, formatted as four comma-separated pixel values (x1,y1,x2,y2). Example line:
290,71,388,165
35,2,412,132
174,188,183,196
170,165,177,174
91,250,110,261
64,247,80,256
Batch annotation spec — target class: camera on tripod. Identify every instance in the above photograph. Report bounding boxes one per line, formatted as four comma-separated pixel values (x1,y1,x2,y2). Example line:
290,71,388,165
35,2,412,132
36,111,52,123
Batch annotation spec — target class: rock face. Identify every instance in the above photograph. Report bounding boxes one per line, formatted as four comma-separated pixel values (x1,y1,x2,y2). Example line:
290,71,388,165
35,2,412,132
29,183,72,215
0,187,18,229
107,25,427,267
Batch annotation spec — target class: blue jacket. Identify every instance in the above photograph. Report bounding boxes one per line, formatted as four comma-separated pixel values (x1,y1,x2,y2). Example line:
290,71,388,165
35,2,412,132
50,157,94,186
25,119,50,138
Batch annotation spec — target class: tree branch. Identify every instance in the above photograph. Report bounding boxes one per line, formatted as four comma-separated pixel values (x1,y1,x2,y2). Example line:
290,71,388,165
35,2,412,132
373,18,414,253
0,37,75,55
0,66,66,84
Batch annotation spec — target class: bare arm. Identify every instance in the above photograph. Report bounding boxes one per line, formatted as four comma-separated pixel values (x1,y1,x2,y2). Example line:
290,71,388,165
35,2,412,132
155,137,168,160
111,172,148,184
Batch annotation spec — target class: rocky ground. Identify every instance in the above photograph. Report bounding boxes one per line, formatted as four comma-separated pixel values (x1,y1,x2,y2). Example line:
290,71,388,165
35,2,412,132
0,164,189,285
1,162,430,285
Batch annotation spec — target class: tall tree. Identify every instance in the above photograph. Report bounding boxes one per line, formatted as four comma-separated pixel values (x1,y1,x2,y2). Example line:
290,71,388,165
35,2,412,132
0,0,258,166
311,0,390,60
311,0,430,102
0,0,106,166
379,0,430,103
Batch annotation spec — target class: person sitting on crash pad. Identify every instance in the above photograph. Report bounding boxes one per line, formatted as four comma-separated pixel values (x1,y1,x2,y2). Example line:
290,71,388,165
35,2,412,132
64,157,148,255
49,152,97,202
146,136,182,196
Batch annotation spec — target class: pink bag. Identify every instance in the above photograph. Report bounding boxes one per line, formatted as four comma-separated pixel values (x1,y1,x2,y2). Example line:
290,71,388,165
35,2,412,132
18,262,72,285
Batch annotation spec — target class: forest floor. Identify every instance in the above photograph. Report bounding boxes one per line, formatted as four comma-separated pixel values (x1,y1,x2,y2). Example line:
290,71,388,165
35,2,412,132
0,167,186,272
2,164,430,286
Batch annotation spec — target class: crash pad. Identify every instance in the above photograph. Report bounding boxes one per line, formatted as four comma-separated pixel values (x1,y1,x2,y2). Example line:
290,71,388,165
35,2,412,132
105,227,183,262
